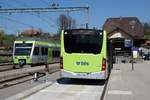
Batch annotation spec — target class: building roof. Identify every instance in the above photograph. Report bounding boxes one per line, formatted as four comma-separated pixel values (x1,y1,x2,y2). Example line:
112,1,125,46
20,28,41,36
103,17,144,38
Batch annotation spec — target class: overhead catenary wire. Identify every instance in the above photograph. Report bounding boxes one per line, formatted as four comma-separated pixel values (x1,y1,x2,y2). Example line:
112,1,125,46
39,0,50,6
0,15,33,27
0,0,57,31
0,1,33,34
0,1,15,8
12,0,57,28
0,0,89,32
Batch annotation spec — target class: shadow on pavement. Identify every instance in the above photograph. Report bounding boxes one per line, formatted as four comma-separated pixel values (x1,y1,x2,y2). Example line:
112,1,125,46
57,78,106,86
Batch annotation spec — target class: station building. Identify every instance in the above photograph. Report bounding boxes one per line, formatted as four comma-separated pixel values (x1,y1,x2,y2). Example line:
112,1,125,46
103,17,145,59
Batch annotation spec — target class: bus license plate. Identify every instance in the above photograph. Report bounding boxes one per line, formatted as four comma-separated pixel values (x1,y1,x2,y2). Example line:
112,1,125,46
77,73,87,76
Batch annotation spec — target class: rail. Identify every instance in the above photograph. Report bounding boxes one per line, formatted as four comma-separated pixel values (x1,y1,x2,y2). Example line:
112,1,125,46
0,63,59,81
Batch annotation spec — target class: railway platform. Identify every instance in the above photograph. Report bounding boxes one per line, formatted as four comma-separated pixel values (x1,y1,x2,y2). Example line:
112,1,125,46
6,76,105,100
104,61,150,100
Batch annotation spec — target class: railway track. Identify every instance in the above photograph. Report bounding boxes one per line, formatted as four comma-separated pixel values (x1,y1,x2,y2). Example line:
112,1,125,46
0,62,59,72
0,73,46,89
0,63,60,89
0,63,12,66
0,65,14,72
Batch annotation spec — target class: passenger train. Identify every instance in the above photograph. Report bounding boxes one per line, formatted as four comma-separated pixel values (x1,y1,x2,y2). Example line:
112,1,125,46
13,37,60,68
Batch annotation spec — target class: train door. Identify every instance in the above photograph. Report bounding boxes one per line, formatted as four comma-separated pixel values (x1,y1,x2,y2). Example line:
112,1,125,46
41,47,48,64
52,48,60,63
32,46,40,64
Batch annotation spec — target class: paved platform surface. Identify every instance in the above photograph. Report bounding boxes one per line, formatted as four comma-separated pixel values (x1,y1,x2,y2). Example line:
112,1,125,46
23,78,105,100
104,61,150,100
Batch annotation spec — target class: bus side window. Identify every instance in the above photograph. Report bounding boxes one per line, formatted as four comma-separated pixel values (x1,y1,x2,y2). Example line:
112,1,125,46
33,47,39,55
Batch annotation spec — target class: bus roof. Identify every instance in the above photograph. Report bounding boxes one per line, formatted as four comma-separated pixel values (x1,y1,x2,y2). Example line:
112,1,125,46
64,29,103,35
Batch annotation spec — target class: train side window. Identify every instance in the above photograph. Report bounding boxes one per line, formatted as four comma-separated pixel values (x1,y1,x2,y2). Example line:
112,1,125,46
42,47,48,55
41,47,45,55
33,47,39,55
52,50,60,57
45,48,48,55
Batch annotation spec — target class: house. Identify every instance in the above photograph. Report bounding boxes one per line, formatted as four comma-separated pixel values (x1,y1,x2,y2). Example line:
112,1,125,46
19,28,43,37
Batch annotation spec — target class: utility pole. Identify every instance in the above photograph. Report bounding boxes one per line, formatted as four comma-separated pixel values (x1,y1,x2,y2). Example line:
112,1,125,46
131,40,134,71
86,5,89,29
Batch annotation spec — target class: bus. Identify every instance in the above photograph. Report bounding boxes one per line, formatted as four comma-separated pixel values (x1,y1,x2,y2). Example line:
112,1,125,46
60,29,113,80
13,37,60,68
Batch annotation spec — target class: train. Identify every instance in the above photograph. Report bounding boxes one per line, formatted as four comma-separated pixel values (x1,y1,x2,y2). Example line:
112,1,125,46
13,37,60,68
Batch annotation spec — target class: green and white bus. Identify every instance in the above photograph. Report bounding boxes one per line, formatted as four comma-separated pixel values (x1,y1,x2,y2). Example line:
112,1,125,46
13,37,60,68
60,29,113,80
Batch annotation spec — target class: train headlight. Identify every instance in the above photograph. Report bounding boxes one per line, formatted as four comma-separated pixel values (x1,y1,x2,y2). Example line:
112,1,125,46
19,60,25,66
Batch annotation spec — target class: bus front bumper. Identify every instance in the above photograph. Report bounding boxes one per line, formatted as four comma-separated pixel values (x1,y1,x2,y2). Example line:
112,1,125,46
60,70,107,80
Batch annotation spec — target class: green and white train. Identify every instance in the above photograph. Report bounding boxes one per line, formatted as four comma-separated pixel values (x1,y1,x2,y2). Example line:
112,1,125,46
13,37,60,68
60,29,113,80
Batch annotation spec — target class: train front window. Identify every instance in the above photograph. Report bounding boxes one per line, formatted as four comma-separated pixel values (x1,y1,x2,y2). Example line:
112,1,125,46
15,43,32,47
14,48,31,55
64,30,103,54
14,43,32,55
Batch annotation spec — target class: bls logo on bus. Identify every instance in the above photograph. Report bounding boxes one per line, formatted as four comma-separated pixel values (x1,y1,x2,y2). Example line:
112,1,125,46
76,61,89,66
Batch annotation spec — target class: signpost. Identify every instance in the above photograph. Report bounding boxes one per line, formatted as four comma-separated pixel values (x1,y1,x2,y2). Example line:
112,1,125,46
131,47,138,71
125,39,135,71
124,39,132,48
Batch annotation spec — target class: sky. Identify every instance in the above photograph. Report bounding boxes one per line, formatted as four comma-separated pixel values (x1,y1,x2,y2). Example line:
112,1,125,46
0,0,150,35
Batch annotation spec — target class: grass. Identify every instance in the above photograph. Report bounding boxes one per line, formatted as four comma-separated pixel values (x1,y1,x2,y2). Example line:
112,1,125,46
0,56,12,63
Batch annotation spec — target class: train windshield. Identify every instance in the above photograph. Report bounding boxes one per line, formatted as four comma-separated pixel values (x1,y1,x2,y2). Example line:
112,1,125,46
14,43,32,55
64,30,103,54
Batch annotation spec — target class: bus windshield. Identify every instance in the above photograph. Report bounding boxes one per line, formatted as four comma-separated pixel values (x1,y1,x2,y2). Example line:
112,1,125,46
64,30,103,54
14,43,32,55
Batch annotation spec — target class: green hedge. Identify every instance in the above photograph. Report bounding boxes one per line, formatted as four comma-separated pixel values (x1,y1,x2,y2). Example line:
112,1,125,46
0,56,12,63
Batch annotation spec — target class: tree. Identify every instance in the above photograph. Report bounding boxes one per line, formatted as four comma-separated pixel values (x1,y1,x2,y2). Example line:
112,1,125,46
0,29,5,46
0,29,16,50
3,34,16,47
57,14,76,34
